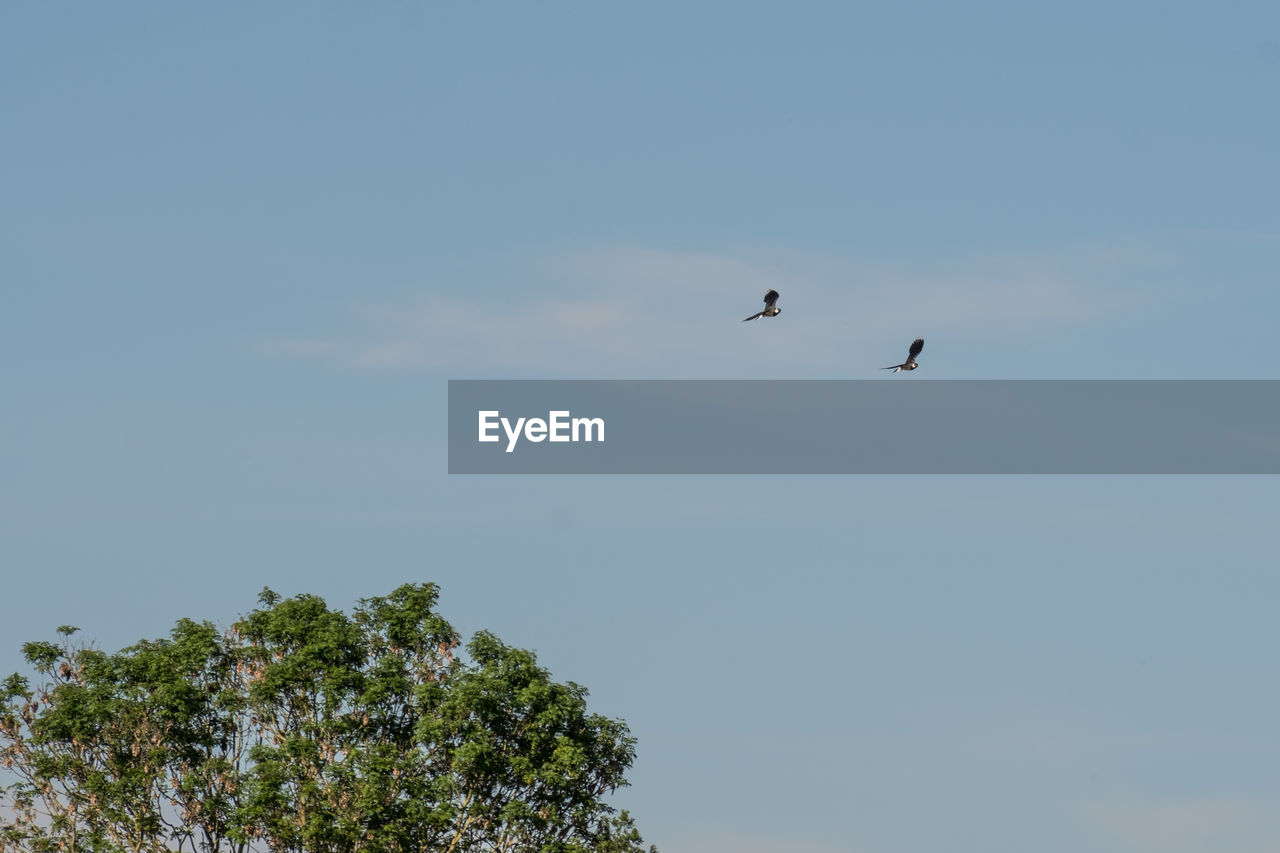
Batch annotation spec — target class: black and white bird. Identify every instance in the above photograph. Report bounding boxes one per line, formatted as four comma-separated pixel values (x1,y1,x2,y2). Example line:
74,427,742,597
743,289,781,322
882,337,924,372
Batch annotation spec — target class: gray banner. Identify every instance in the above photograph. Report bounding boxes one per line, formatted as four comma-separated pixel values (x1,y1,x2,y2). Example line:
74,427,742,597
447,381,1280,474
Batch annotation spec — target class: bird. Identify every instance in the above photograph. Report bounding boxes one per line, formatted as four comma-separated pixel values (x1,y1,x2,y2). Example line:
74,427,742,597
743,289,781,321
883,337,924,372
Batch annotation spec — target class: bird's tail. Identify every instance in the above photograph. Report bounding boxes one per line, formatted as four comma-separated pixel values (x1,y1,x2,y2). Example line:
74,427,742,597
743,313,764,322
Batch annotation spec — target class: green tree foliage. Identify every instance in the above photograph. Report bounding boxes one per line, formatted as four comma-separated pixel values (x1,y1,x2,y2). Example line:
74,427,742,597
0,584,655,853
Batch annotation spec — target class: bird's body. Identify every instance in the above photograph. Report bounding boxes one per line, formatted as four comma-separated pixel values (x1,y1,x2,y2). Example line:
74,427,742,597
743,289,781,321
883,337,924,372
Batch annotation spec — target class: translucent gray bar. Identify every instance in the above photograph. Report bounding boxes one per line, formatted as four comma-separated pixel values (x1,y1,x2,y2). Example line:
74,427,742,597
447,381,1280,474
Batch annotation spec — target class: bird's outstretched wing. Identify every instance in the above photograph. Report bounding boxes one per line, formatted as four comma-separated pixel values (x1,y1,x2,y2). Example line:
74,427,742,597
744,289,780,321
882,338,924,371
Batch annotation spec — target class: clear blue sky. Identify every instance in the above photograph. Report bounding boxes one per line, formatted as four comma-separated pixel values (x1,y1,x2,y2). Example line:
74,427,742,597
3,4,1279,851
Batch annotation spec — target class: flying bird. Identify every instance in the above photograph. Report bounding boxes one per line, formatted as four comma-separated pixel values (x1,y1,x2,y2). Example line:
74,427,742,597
883,337,924,372
743,289,782,321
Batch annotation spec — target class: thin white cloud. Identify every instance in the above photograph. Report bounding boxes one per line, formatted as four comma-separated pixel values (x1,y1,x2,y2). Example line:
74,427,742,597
269,243,1162,377
1075,792,1280,853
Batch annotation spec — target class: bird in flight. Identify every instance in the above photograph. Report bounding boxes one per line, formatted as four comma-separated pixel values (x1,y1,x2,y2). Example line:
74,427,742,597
883,337,924,372
743,289,782,322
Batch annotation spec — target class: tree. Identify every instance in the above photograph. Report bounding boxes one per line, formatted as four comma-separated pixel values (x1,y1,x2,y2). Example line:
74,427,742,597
0,584,656,853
